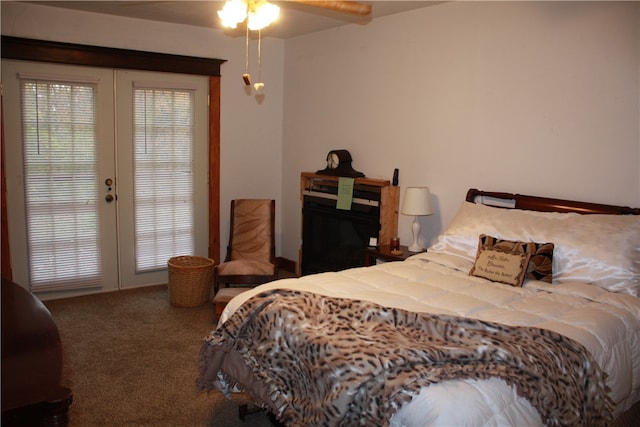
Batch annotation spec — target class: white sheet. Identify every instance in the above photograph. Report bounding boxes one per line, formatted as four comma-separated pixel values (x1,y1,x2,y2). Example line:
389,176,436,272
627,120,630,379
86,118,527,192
218,253,640,426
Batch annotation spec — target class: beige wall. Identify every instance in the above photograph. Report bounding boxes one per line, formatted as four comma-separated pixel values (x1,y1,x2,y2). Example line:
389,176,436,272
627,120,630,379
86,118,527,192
281,1,640,258
3,1,639,264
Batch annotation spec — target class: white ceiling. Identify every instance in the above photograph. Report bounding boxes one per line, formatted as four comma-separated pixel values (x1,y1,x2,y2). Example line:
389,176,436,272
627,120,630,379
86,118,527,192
29,1,440,39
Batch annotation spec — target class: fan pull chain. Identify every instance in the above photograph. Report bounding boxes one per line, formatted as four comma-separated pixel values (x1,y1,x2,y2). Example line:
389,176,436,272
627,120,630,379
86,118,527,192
253,29,265,93
242,22,251,85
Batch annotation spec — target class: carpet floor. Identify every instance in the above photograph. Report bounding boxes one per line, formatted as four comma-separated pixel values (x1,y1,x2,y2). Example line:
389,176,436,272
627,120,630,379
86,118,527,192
44,285,274,427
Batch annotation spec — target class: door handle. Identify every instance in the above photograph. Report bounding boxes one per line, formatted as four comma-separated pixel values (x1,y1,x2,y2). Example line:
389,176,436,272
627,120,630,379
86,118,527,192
105,178,114,203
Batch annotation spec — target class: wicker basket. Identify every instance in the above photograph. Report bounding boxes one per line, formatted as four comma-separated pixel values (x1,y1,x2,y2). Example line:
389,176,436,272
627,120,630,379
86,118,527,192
167,256,215,307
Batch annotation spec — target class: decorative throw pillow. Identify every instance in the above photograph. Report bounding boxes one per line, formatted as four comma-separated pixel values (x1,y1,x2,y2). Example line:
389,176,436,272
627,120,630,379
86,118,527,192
478,234,554,283
470,246,531,287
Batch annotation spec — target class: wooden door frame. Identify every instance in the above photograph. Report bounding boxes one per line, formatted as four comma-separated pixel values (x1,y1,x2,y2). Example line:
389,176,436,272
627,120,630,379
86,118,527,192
1,97,11,280
1,36,225,274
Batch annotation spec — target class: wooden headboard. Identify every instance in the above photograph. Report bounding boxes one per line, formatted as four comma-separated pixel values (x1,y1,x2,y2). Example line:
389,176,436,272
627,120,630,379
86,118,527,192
465,188,640,215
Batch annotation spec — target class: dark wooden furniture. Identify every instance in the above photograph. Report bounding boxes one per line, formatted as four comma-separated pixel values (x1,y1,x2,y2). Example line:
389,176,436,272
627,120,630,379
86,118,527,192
466,188,640,215
365,244,417,266
1,278,72,426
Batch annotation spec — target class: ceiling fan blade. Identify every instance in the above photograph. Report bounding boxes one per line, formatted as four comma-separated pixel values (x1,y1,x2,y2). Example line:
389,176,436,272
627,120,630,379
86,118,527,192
288,0,372,16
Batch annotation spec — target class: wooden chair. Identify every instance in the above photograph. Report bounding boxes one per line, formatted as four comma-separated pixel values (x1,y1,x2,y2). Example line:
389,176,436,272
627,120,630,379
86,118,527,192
212,199,277,319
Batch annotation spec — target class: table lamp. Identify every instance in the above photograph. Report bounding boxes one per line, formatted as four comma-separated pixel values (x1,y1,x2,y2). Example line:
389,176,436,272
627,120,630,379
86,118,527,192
401,187,433,252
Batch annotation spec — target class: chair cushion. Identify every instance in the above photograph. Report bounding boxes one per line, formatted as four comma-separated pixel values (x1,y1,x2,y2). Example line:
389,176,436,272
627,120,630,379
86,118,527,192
216,259,276,276
213,287,253,304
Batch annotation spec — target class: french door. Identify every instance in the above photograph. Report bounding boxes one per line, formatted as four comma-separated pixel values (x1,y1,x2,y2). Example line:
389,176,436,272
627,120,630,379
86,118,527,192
2,60,209,298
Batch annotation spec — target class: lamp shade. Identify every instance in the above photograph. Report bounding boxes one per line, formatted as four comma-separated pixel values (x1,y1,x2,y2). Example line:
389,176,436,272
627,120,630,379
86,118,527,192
402,187,433,216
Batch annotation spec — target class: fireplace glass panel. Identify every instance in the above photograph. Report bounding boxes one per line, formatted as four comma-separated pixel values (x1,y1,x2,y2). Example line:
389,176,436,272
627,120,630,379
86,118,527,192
302,195,380,275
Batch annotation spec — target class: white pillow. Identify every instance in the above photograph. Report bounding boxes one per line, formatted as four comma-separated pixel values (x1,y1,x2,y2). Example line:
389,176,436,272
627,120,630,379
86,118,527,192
428,202,640,296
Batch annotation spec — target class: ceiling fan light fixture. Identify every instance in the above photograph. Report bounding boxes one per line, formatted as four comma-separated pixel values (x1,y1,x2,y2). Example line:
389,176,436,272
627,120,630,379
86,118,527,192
217,0,247,28
218,0,279,30
247,1,280,31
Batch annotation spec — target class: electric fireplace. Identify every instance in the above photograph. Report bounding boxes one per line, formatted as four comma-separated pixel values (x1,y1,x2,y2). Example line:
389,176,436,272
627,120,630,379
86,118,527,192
299,172,400,276
301,193,380,275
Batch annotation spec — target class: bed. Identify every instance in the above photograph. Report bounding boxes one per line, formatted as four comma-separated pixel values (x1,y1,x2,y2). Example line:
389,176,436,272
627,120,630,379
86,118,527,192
198,188,640,426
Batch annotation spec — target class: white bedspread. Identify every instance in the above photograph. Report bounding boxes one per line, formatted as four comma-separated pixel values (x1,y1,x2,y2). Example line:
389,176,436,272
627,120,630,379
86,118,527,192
218,253,640,426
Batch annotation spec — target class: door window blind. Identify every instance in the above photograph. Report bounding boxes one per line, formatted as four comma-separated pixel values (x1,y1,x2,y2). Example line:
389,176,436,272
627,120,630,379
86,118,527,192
133,87,195,272
20,78,102,291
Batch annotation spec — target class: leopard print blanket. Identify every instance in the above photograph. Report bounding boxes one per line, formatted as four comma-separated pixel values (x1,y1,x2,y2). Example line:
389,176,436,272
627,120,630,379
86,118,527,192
198,289,613,426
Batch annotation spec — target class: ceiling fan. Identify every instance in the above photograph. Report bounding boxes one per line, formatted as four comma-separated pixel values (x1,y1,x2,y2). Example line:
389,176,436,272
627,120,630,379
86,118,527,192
218,0,372,30
219,0,372,92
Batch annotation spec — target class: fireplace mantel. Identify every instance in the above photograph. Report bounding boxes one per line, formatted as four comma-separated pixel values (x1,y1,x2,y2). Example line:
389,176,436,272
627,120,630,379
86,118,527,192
300,172,400,275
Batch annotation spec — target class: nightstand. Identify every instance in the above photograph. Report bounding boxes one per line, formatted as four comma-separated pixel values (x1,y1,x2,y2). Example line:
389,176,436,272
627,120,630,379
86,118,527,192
365,244,420,266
